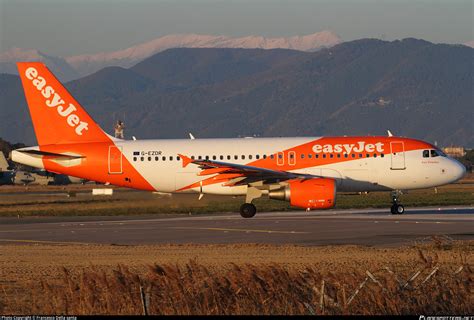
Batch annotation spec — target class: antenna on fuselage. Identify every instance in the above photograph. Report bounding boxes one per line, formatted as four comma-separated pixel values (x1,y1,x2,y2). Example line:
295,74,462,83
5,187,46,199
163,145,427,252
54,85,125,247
189,133,196,140
387,130,394,137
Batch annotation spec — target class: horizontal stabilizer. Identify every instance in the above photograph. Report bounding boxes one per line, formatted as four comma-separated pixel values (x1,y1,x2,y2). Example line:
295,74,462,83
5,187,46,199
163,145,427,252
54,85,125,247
16,149,85,160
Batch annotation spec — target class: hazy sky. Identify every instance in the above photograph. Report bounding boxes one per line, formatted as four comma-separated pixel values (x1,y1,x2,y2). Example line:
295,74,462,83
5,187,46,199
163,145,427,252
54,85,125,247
0,0,472,56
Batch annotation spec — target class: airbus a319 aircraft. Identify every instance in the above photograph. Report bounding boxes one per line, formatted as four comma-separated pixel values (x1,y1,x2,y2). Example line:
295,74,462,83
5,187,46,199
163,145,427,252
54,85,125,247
11,62,466,217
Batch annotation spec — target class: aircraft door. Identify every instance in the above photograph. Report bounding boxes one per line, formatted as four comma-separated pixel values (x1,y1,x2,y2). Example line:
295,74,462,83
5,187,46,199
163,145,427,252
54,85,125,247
108,146,123,174
390,142,406,170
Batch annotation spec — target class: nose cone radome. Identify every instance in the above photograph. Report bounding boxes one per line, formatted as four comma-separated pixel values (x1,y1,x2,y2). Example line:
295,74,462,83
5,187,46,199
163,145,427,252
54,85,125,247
450,159,466,182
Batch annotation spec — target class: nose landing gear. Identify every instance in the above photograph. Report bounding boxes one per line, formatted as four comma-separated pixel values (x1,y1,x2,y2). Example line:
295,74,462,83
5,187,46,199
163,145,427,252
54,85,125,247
390,190,405,215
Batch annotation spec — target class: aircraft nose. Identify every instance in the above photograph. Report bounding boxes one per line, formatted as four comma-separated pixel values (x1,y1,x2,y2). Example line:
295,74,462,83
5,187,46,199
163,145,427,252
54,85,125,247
450,159,466,182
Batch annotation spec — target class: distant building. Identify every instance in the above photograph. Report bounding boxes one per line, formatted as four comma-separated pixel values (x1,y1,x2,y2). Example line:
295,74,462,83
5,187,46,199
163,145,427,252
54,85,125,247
442,146,466,158
377,97,391,106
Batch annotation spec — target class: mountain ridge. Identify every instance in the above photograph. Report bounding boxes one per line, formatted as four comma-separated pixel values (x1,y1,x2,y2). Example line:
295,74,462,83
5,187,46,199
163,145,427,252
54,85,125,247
0,31,342,80
66,31,341,75
1,38,472,147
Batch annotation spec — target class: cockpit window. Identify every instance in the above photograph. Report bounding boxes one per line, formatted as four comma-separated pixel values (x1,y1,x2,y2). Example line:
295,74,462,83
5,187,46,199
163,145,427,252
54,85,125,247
423,149,447,158
430,150,439,157
437,149,447,157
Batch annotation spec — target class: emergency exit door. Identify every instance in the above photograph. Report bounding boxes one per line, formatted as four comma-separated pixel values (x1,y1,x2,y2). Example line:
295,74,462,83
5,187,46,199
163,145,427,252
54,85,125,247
108,146,123,174
390,141,406,170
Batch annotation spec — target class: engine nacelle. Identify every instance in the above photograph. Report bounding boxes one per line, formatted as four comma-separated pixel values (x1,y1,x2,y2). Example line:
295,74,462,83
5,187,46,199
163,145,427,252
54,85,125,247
269,178,336,210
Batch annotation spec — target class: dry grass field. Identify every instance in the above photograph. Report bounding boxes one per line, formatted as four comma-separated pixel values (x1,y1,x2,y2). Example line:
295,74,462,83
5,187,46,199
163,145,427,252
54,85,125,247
0,239,472,315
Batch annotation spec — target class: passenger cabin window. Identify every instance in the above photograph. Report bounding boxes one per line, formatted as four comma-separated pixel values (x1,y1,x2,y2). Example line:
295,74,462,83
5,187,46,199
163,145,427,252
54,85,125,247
256,155,260,159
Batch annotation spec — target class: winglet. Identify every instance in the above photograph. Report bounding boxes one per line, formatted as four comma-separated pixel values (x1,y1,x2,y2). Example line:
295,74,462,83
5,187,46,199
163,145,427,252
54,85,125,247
179,154,193,168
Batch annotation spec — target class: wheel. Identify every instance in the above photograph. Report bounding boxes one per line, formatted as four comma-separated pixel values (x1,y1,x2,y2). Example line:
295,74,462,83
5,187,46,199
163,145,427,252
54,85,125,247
391,204,404,215
240,203,256,218
396,204,404,214
390,205,397,215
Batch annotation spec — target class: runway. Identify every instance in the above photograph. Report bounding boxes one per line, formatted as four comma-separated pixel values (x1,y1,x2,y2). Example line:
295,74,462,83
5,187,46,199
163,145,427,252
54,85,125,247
0,206,472,246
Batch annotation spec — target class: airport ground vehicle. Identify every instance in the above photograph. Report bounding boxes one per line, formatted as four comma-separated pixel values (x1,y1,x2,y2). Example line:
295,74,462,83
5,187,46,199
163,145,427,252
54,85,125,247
11,62,466,217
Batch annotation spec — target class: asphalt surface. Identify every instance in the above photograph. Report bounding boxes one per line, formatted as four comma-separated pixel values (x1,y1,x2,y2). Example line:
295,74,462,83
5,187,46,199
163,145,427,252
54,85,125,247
0,206,472,247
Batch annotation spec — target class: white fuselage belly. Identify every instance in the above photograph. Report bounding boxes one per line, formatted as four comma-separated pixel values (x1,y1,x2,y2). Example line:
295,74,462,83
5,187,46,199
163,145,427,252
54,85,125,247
116,137,458,195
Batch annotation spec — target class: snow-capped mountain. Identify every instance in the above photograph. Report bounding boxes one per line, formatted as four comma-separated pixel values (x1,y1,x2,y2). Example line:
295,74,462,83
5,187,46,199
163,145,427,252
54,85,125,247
0,48,79,81
1,31,341,79
463,41,474,48
66,31,342,76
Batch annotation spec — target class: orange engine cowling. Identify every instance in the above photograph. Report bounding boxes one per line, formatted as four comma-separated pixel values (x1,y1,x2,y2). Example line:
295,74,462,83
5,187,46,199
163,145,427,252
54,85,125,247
269,178,336,210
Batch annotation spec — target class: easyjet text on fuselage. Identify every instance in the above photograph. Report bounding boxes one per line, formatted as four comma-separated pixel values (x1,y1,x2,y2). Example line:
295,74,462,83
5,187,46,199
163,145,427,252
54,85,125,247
312,142,384,154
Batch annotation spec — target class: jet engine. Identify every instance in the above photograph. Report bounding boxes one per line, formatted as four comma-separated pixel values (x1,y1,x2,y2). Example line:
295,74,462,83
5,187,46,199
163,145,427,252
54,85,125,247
269,178,336,210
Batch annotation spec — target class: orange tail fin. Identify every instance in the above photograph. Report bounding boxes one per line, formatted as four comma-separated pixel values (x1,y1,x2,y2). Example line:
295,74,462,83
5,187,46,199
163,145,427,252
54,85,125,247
17,62,110,146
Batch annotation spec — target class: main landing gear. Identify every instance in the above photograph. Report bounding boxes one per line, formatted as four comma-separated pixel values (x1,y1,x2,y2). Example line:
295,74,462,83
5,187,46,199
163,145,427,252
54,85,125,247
240,203,257,218
390,190,405,215
239,186,262,218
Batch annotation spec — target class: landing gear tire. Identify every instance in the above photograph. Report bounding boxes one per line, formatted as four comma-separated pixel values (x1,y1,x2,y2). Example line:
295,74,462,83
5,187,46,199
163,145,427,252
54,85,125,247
391,204,404,215
390,190,405,215
240,203,257,218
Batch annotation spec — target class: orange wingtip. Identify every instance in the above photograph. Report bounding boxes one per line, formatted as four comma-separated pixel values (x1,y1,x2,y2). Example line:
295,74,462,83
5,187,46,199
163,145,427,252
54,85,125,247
178,154,193,168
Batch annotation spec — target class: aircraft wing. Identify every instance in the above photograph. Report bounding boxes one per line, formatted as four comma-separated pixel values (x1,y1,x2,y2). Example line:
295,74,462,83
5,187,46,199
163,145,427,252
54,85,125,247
178,154,317,186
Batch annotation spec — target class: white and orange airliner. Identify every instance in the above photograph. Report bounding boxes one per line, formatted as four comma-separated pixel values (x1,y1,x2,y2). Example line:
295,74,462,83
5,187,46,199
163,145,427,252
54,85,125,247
11,62,466,217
